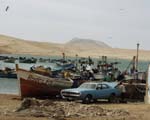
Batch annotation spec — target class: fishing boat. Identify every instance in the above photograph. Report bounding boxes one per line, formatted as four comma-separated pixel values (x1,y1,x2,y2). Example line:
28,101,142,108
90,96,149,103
30,65,52,77
19,57,37,63
16,64,73,98
0,67,17,78
0,72,17,78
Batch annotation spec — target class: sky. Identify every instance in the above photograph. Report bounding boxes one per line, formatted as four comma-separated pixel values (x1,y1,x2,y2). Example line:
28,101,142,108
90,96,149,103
0,0,150,50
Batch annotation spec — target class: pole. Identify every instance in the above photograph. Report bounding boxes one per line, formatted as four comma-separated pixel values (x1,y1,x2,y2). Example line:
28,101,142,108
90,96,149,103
136,43,139,71
75,54,78,70
136,43,139,80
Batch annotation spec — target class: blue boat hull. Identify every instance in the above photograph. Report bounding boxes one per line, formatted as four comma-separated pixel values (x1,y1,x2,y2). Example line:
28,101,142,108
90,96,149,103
0,73,17,78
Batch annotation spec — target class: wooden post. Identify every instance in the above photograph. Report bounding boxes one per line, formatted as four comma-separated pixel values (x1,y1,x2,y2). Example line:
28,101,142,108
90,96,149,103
15,64,22,99
15,64,19,71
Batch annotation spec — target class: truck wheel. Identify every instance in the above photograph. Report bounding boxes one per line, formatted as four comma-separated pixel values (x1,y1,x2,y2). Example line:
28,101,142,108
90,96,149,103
83,95,92,104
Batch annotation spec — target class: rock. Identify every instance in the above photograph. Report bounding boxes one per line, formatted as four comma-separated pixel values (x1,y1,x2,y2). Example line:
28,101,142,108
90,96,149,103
40,99,54,106
15,98,40,112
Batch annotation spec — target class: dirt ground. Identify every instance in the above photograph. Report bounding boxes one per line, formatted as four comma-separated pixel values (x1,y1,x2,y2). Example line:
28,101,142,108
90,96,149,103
0,94,150,120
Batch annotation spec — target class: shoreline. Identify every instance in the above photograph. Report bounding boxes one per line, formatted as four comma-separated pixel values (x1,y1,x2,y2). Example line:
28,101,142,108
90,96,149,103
1,53,150,61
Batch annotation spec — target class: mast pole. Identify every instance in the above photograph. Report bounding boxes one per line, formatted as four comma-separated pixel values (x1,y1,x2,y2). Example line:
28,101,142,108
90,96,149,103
136,43,140,71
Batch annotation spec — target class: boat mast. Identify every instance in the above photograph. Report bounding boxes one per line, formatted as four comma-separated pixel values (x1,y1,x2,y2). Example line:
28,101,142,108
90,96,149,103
62,52,65,63
136,43,140,71
75,54,78,70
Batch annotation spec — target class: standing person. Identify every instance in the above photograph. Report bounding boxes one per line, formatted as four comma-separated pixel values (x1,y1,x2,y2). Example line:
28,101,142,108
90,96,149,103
117,72,125,81
118,82,126,103
134,69,138,80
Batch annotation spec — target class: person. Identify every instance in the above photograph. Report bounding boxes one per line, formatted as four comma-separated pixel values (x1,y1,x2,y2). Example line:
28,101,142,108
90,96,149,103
30,65,35,71
117,82,126,102
72,79,79,88
134,69,138,80
117,72,125,81
103,73,112,82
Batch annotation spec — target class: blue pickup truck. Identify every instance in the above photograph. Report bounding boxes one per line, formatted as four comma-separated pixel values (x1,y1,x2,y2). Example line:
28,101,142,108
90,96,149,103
61,81,121,104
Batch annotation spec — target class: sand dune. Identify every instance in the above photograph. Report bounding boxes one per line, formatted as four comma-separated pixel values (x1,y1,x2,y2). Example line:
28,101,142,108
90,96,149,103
0,34,150,60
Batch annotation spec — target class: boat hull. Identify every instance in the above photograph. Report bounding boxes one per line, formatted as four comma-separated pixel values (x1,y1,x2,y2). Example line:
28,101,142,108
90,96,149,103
17,68,73,98
0,73,17,78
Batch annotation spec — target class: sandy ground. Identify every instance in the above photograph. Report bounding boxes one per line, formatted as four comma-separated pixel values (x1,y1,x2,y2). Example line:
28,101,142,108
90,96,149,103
0,94,49,120
0,94,150,120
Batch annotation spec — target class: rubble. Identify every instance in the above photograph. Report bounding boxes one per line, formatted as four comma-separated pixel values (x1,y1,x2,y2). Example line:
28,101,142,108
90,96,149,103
13,98,130,119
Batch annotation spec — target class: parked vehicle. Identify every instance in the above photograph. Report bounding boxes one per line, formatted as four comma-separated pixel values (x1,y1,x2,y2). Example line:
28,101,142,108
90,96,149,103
61,81,121,104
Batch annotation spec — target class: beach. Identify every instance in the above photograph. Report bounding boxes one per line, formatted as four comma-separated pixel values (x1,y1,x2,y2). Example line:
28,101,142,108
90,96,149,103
0,35,150,120
0,94,150,120
0,94,49,120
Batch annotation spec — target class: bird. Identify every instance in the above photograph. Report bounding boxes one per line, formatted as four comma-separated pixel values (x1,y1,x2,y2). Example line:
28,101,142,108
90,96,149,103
119,8,125,11
5,6,9,12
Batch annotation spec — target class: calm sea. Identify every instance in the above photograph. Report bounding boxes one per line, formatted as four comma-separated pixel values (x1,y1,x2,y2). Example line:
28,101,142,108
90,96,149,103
0,78,19,95
0,54,149,94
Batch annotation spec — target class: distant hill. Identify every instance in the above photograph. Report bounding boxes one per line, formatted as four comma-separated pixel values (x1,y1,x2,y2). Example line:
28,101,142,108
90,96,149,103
0,34,150,60
65,38,111,50
0,34,63,55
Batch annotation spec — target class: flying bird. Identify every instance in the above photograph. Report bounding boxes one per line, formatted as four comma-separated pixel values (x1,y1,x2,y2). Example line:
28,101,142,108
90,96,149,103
119,8,125,11
5,6,9,12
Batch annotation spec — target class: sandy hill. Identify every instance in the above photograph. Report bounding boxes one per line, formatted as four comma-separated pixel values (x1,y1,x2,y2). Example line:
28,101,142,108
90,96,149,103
0,34,150,60
0,35,63,55
65,38,111,49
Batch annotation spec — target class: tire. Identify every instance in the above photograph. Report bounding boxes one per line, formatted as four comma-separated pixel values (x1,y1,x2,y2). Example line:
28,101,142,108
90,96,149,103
83,95,92,104
108,94,118,103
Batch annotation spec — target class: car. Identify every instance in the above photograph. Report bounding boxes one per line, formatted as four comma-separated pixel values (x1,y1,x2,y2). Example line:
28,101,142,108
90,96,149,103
61,81,121,104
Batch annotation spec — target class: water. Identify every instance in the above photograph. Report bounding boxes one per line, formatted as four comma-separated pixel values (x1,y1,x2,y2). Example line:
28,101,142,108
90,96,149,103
0,54,149,94
112,58,149,72
0,78,19,95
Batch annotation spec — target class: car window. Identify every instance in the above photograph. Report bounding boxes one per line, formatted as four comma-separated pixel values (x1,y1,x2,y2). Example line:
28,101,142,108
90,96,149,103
79,83,96,89
96,84,102,90
102,84,109,89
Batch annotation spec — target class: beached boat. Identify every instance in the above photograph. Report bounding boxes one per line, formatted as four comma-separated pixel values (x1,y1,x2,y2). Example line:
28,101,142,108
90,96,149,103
16,65,73,98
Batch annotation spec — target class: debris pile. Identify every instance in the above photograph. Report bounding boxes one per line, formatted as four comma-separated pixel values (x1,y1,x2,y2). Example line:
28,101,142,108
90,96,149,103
14,98,130,119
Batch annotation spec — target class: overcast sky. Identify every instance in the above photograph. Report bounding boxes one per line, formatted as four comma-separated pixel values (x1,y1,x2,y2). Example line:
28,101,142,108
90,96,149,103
0,0,149,50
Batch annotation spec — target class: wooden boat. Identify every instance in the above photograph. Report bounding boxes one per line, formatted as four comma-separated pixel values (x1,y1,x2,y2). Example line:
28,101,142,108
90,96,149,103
16,65,73,98
19,57,37,63
0,72,17,78
30,65,51,77
0,67,17,78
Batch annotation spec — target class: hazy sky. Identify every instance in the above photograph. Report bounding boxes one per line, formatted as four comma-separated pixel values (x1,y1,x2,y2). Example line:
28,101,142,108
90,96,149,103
0,0,149,50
